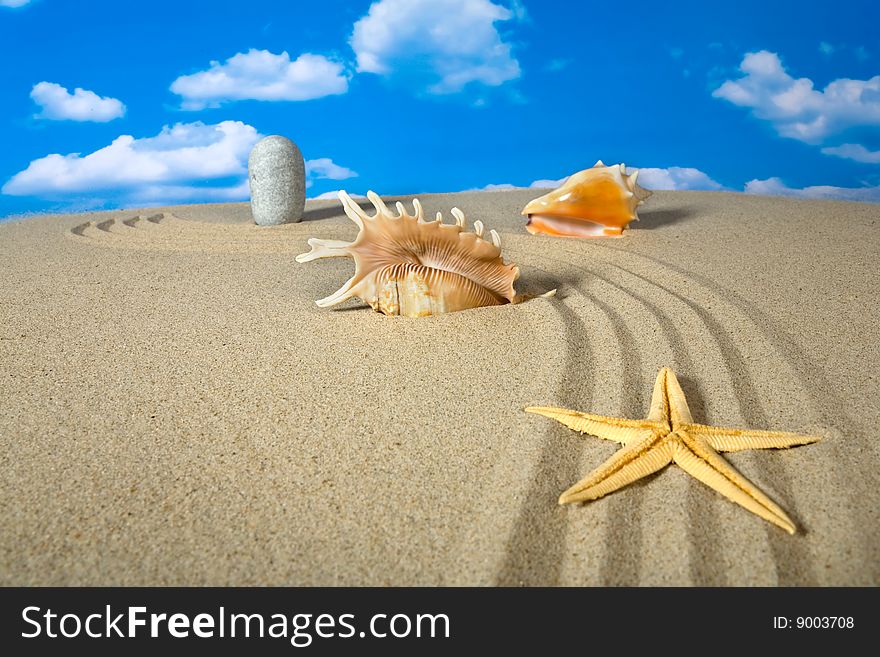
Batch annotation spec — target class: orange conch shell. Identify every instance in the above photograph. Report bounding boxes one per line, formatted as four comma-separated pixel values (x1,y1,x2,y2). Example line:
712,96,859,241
296,191,524,317
522,161,652,238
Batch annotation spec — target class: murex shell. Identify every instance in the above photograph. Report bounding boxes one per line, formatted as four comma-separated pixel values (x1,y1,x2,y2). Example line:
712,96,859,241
523,161,652,238
297,191,526,317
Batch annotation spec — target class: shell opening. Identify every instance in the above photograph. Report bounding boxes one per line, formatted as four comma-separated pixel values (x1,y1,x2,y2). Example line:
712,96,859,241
526,214,624,238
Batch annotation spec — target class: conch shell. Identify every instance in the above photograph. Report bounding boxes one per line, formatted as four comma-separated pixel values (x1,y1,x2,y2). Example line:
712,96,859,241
522,161,652,238
297,191,527,317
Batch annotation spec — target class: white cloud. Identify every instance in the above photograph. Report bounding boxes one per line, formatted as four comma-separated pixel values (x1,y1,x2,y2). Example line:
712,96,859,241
3,121,259,206
528,166,724,191
127,180,252,206
475,166,879,203
30,82,125,122
3,121,259,198
529,178,565,188
350,0,521,94
309,190,366,200
821,143,880,163
713,50,880,144
472,166,724,192
634,166,724,191
0,1,34,7
745,177,880,202
305,158,358,181
3,120,357,208
469,180,558,191
819,42,835,56
171,49,349,110
467,182,519,191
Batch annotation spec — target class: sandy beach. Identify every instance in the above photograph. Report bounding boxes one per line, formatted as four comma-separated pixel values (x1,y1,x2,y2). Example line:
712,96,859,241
1,189,878,586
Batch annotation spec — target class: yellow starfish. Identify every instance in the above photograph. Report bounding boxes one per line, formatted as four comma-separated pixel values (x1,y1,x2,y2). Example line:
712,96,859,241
526,367,820,534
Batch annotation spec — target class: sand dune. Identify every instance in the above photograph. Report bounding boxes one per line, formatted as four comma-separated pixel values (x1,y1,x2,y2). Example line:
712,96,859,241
1,189,878,585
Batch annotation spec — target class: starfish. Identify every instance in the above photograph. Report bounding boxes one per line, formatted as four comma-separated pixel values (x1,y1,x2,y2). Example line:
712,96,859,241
526,367,820,533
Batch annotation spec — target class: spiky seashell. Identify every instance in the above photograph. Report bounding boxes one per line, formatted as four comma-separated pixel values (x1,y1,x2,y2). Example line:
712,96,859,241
296,191,527,317
522,161,653,238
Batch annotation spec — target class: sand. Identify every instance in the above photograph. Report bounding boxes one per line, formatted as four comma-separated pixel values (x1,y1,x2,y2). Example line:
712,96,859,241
1,189,878,586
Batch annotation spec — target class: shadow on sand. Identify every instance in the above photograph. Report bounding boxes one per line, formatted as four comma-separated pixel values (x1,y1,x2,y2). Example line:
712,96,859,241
301,199,375,223
636,206,698,230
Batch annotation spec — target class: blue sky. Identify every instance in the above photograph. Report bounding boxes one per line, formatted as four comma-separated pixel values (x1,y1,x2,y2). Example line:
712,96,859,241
1,0,879,217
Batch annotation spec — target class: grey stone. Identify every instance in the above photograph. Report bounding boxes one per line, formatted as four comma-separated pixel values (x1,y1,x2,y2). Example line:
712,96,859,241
248,135,305,226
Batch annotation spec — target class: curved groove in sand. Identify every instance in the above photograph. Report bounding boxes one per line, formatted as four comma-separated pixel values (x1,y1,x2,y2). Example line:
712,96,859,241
516,249,719,586
544,241,823,584
68,213,310,254
493,241,682,585
590,243,877,584
496,236,832,586
583,262,728,586
493,276,598,586
602,260,817,585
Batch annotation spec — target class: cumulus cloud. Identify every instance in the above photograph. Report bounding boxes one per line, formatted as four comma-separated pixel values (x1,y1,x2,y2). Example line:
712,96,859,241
2,120,357,208
126,180,252,205
305,158,358,182
528,166,724,191
479,167,880,203
821,143,880,163
171,49,349,110
31,82,126,122
745,177,880,202
463,182,517,191
309,190,366,200
713,50,880,144
350,0,521,94
479,179,567,189
470,180,557,190
528,178,565,188
3,121,259,200
473,166,723,193
634,166,724,191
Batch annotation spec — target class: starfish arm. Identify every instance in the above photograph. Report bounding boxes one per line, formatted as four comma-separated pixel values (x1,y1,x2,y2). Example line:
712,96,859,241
648,367,694,425
680,422,821,453
673,432,797,534
525,406,661,445
559,437,673,504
